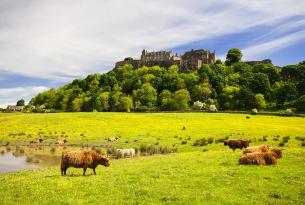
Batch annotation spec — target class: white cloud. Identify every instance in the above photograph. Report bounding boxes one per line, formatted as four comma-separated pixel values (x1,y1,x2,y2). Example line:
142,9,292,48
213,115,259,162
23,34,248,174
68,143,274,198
0,86,49,108
0,0,305,81
243,29,305,60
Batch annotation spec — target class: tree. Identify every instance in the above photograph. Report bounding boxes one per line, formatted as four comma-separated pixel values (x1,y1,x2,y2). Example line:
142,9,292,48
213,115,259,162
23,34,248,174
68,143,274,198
16,99,25,106
255,93,267,110
172,89,190,111
119,96,133,112
159,90,172,110
251,73,270,97
95,92,110,111
192,82,212,102
275,82,298,107
132,83,157,110
225,48,242,66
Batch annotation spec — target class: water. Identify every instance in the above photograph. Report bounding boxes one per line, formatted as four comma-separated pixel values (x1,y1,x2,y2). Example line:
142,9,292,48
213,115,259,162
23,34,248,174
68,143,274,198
0,151,61,173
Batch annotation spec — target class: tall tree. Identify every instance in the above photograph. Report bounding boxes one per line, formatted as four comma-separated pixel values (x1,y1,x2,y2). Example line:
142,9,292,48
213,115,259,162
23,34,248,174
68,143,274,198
225,48,243,66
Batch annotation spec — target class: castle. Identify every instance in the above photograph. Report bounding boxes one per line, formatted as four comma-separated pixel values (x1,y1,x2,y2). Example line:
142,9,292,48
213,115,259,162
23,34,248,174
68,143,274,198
115,49,216,71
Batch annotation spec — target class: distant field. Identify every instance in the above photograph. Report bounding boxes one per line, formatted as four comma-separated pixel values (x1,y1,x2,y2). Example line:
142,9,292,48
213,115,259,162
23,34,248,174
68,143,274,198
0,113,305,204
1,112,305,151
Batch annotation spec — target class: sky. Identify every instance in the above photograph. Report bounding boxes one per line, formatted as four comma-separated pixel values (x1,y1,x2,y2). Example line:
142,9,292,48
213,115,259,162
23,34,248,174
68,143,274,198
1,0,305,108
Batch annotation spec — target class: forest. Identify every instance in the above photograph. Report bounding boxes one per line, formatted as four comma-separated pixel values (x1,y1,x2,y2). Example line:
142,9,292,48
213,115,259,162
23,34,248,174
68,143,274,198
29,49,305,113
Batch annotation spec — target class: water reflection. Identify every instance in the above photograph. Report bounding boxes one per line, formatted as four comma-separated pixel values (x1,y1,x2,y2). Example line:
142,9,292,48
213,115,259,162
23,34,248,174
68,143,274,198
0,150,61,173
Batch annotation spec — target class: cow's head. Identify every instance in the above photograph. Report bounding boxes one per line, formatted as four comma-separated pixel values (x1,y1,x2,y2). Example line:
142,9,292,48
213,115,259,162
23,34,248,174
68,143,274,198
224,140,228,146
100,156,110,167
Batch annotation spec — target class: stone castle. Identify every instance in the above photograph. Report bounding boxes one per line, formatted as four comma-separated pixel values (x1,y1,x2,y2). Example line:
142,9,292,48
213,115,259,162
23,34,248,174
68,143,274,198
115,49,216,71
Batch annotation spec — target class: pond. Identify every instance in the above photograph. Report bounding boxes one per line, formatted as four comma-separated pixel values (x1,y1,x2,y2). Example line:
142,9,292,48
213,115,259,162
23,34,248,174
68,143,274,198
0,149,61,173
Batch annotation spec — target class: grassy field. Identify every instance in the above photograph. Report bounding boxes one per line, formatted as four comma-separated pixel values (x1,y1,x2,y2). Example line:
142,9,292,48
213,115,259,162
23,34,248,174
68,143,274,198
0,112,305,204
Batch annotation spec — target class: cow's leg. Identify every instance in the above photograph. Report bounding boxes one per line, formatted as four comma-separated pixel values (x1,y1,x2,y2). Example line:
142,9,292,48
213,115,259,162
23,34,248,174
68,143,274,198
61,168,63,176
83,167,87,175
64,168,67,176
93,168,96,175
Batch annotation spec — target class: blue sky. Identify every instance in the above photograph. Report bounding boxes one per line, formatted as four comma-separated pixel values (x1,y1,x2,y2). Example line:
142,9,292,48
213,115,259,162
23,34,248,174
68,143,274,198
1,0,305,108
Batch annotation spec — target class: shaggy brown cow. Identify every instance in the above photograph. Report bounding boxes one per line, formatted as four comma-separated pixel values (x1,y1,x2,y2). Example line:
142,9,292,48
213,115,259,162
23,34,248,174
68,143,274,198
61,150,110,176
243,144,269,154
239,148,282,165
224,139,250,151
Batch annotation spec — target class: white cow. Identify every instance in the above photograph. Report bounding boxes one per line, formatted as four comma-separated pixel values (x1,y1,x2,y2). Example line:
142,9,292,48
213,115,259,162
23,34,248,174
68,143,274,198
116,148,136,158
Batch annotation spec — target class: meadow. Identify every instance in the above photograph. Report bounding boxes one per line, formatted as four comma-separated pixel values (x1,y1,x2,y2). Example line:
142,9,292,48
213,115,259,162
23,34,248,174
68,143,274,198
0,112,305,204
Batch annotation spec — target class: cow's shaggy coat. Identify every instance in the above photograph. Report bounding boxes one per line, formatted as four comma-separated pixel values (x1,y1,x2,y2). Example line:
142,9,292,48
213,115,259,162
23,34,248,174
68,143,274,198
239,149,282,165
243,144,269,154
224,139,250,151
61,150,110,176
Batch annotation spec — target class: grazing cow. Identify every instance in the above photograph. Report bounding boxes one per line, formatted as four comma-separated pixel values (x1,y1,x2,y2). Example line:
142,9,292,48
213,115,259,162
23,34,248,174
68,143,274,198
61,150,110,176
224,139,250,151
243,144,269,154
116,148,136,158
239,148,282,165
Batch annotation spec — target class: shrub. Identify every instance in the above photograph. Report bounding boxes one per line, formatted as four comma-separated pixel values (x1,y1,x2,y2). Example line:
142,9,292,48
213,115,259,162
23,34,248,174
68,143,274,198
251,108,258,115
193,101,204,110
215,137,229,143
181,140,187,145
207,137,214,144
209,105,217,112
301,141,305,147
295,136,305,141
202,148,208,152
262,136,268,141
193,138,208,146
279,142,285,147
282,136,290,143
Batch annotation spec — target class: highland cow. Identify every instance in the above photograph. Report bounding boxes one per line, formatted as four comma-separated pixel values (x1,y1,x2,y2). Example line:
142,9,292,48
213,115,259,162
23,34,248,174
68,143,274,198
224,139,250,151
239,148,282,165
243,144,269,154
61,150,110,176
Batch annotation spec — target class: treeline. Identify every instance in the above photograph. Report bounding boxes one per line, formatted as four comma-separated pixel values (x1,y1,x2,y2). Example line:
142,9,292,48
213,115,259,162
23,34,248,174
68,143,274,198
29,49,305,113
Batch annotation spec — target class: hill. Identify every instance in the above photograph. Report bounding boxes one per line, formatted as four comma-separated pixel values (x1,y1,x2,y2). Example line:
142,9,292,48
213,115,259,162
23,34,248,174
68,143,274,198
28,52,305,113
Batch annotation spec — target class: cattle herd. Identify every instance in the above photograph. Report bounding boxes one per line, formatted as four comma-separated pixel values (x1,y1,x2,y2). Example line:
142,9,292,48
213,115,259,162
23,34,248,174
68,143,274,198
224,139,283,165
59,139,283,176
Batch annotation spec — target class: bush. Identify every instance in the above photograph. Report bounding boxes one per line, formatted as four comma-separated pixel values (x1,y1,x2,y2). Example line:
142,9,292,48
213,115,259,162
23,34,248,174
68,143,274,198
301,141,305,147
262,136,268,141
209,105,217,112
251,108,258,115
282,136,290,143
193,101,204,110
215,137,229,143
193,138,208,146
181,140,187,145
207,137,214,144
279,142,285,147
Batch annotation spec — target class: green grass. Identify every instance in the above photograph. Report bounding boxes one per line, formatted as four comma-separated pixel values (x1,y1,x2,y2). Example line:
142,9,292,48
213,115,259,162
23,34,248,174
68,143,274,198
1,112,305,151
1,149,305,204
0,112,305,204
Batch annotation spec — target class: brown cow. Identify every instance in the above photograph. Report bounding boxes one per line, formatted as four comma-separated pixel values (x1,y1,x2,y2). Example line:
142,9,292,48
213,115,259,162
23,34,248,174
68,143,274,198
243,144,269,154
239,149,282,165
61,150,110,176
224,139,250,151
